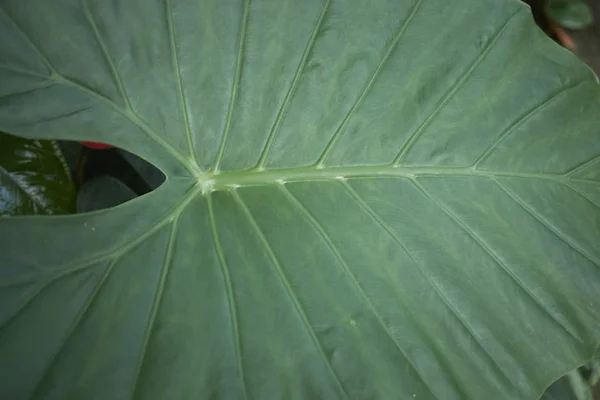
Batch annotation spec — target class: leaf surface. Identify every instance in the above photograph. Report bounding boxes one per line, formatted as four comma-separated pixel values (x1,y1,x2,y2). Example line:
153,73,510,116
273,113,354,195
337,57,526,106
1,0,600,399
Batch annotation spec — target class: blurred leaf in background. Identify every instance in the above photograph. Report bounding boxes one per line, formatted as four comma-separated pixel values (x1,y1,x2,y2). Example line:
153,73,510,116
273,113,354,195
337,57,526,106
543,370,592,400
0,132,75,215
76,175,136,213
547,0,594,30
118,150,165,190
543,351,600,400
544,374,581,400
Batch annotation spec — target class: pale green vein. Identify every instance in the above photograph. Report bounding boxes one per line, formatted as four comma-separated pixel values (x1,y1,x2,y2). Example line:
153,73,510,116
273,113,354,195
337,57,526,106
55,76,195,174
0,63,49,79
0,282,48,334
0,8,53,76
256,0,332,169
207,164,600,191
494,179,600,268
393,9,522,165
132,217,179,398
0,251,108,290
316,0,425,167
0,261,112,337
566,154,600,178
0,182,202,289
29,256,119,400
34,105,91,124
207,194,248,400
81,0,133,110
0,6,195,175
212,0,250,172
339,179,516,398
565,182,600,210
0,81,55,100
473,80,588,168
410,178,585,344
232,190,350,400
164,0,198,166
277,183,441,400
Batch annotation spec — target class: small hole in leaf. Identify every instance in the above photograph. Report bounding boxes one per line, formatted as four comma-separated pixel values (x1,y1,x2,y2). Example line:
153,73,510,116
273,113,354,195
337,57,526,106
70,144,165,213
0,132,165,216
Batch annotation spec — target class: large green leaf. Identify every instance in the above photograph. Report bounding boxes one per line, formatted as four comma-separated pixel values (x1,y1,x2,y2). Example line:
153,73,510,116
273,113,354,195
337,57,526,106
1,0,599,398
0,132,74,215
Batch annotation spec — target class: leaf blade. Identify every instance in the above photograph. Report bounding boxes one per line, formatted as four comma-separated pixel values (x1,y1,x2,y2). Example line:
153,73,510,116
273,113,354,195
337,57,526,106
1,0,600,398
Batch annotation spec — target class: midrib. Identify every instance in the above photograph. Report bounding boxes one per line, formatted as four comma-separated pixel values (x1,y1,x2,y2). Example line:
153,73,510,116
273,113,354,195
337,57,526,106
196,165,594,191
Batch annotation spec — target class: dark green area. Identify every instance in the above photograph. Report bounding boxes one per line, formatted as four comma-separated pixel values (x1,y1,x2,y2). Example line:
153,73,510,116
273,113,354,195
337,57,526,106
0,132,75,215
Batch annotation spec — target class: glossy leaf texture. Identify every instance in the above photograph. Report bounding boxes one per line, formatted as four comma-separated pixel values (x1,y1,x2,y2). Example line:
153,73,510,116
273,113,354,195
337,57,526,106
0,132,74,215
1,0,600,399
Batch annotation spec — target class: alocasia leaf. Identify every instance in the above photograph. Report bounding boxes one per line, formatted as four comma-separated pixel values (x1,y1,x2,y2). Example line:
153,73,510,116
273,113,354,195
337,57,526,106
1,0,599,398
0,132,74,215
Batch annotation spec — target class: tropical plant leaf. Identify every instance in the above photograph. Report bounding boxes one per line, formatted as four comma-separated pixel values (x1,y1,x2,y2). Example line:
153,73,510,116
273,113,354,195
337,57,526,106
0,131,75,215
0,0,599,399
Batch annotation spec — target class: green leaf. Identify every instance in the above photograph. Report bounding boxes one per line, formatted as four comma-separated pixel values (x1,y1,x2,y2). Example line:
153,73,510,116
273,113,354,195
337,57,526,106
546,0,594,30
0,131,75,215
0,0,599,398
76,175,136,213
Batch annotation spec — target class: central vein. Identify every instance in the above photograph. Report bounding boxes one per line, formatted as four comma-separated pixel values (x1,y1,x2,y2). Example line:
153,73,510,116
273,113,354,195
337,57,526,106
196,165,574,192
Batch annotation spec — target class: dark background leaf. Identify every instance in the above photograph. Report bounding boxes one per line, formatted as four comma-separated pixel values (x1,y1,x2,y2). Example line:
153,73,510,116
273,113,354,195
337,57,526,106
0,132,75,215
547,0,594,29
76,175,136,213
